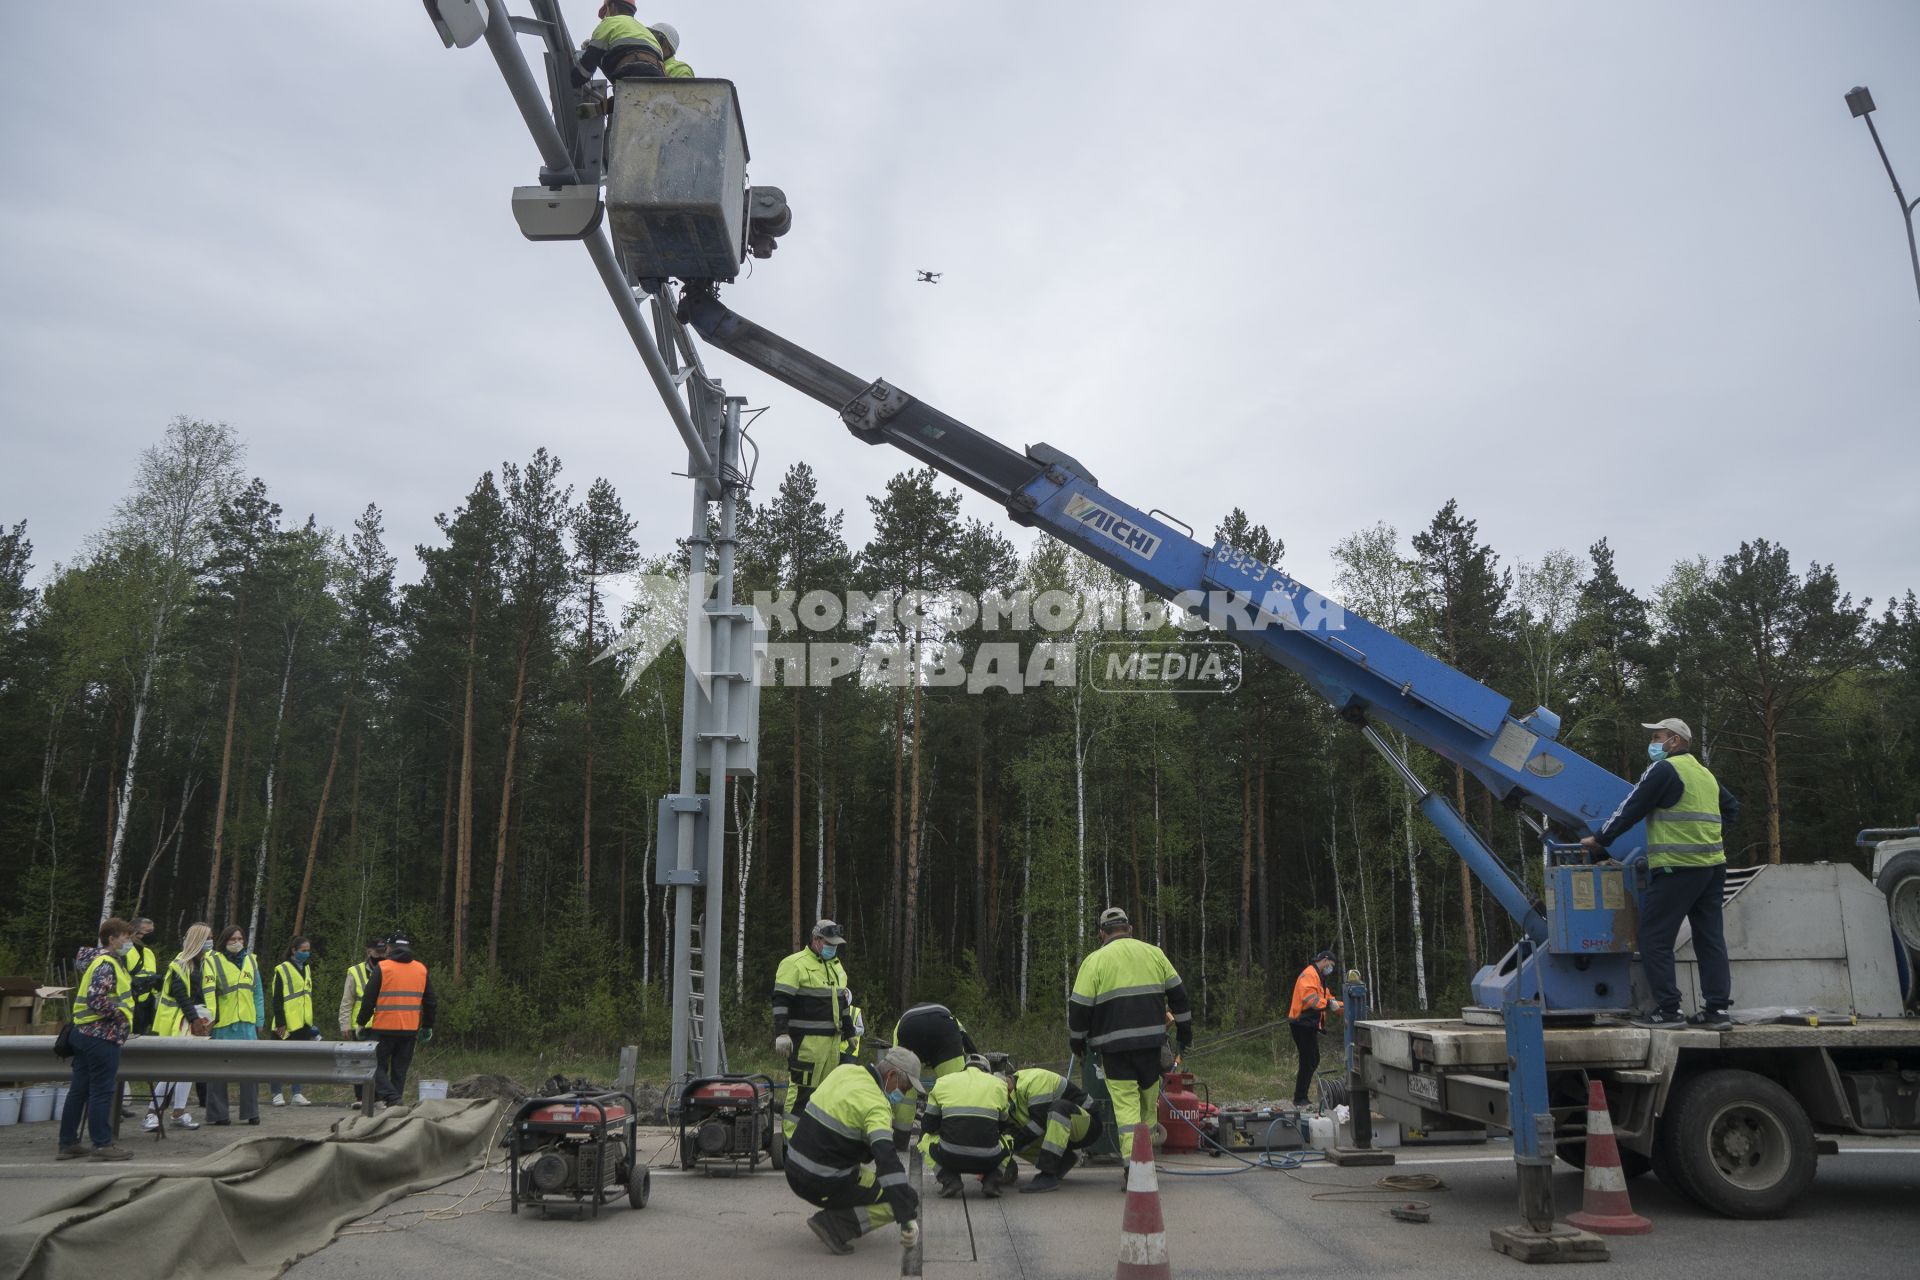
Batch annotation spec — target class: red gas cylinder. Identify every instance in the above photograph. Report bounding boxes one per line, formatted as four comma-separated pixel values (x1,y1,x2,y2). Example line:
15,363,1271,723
1157,1071,1216,1152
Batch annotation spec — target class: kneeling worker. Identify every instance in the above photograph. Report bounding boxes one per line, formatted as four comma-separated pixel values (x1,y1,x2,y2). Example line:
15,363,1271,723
923,1054,1017,1199
785,1047,924,1256
1000,1062,1103,1193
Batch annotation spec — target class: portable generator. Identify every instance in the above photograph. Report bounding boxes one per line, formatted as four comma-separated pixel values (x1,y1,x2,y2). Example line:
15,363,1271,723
507,1089,650,1217
675,1073,783,1175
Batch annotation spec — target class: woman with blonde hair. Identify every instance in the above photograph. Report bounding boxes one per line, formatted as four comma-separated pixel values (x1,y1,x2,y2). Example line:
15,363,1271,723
145,922,214,1131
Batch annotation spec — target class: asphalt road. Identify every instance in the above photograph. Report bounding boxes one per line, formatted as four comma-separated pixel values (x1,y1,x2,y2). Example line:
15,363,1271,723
285,1136,1920,1280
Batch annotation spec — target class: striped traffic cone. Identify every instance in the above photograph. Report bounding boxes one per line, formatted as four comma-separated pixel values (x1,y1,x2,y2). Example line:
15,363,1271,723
1116,1122,1172,1279
1566,1080,1652,1236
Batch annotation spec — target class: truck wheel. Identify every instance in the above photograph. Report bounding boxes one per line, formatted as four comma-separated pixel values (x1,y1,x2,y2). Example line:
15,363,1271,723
1877,851,1920,953
769,1118,786,1170
1662,1069,1815,1218
627,1168,650,1210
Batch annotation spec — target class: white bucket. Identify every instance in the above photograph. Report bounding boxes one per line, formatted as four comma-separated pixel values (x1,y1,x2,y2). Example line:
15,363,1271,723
20,1087,55,1124
53,1085,70,1115
0,1088,21,1125
417,1079,449,1102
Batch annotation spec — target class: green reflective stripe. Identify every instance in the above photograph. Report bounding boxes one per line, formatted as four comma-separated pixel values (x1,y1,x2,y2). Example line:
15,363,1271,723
876,1171,908,1188
1090,1023,1167,1048
940,1105,1003,1121
1647,754,1725,869
772,983,799,994
1068,991,1093,1006
934,1140,1005,1160
866,1128,892,1147
791,986,840,997
787,1018,837,1032
1089,983,1165,1004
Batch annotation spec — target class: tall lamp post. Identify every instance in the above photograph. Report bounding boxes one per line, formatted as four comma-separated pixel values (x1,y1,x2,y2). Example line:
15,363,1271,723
1847,86,1920,314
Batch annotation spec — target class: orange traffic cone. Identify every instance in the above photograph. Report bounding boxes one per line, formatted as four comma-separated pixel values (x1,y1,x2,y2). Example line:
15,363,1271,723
1117,1122,1172,1279
1565,1080,1652,1236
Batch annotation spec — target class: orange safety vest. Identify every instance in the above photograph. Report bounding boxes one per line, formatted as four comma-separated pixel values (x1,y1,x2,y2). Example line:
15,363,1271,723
370,958,428,1031
1288,964,1342,1028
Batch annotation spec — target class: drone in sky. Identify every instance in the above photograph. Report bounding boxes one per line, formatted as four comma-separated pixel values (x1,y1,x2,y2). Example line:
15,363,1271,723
916,270,942,283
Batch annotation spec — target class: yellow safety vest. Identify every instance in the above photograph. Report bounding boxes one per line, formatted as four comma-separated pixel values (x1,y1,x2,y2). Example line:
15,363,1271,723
73,952,132,1027
665,57,693,78
273,959,315,1032
1646,753,1726,870
210,952,259,1028
152,956,204,1037
587,15,662,60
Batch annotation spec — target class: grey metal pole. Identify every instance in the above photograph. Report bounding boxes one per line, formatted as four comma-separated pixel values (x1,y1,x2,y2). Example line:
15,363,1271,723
1860,113,1920,314
699,397,745,1079
476,0,717,473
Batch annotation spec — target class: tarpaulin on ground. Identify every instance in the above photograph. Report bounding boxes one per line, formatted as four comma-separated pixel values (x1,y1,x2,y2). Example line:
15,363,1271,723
0,1098,501,1280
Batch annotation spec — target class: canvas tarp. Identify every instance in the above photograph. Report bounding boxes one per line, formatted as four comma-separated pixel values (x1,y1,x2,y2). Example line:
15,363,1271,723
0,1098,501,1280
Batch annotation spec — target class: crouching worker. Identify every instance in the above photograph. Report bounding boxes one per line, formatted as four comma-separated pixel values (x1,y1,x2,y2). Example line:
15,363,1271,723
924,1054,1017,1199
1002,1063,1103,1193
786,1047,924,1255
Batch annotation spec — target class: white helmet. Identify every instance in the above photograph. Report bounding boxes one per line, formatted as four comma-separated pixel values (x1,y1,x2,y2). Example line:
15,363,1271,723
649,21,680,55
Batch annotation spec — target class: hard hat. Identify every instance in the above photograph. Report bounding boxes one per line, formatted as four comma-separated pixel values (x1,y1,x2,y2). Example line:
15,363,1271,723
648,21,680,55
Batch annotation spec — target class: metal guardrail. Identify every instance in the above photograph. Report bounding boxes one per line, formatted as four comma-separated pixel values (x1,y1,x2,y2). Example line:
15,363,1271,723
1,1036,382,1116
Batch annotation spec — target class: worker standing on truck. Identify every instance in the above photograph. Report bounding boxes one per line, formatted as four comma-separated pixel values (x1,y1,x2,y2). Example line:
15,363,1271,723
576,2,667,81
784,1047,924,1256
773,919,856,1139
999,1062,1103,1194
649,22,693,77
1068,907,1192,1163
1288,949,1344,1108
1583,716,1740,1030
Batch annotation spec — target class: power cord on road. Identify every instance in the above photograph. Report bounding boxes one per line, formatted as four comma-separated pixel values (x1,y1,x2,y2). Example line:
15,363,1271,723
1156,1108,1450,1219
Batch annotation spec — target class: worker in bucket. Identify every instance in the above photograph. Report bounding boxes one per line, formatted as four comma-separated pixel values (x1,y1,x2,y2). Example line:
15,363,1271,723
773,918,857,1139
1067,907,1191,1164
785,1046,924,1255
649,21,693,77
1582,716,1739,1030
923,1054,1018,1199
996,1060,1103,1194
575,2,668,82
1288,949,1343,1108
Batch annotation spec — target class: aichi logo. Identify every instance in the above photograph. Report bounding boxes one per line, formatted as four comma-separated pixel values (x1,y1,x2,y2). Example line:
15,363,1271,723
1065,494,1162,560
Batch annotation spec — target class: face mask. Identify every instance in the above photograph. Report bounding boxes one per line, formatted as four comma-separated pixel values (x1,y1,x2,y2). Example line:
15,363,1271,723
818,944,837,961
227,942,244,954
886,1089,906,1105
1647,742,1667,763
295,951,311,963
115,940,134,957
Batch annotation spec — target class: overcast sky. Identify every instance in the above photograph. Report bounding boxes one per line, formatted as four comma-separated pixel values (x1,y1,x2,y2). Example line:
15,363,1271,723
2,2,1916,616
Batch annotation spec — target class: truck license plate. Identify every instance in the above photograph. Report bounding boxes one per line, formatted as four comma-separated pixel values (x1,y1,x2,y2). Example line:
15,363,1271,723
1407,1073,1440,1104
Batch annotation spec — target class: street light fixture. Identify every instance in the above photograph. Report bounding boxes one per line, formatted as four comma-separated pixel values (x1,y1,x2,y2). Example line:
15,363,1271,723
1845,85,1920,314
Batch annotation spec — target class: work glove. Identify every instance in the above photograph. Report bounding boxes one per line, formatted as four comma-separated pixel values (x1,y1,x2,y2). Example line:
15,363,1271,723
420,1028,433,1044
773,1034,793,1058
882,1179,920,1221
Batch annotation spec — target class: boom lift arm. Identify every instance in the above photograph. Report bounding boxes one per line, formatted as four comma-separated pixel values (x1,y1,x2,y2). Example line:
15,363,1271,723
684,297,1649,1012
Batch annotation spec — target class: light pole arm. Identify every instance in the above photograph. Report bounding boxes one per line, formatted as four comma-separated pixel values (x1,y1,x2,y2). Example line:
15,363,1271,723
1861,113,1920,313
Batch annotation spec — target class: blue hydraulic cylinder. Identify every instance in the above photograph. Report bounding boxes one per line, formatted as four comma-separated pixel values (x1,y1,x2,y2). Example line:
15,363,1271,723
1504,997,1552,1161
1417,791,1547,943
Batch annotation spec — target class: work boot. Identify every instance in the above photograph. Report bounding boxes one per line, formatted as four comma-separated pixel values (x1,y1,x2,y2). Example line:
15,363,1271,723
90,1145,131,1162
977,1173,1000,1199
806,1210,856,1255
57,1143,89,1160
935,1167,963,1199
995,1159,1019,1188
1686,1008,1733,1031
1020,1171,1063,1195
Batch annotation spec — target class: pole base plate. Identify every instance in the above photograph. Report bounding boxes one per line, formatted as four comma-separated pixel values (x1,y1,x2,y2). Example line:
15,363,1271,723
1489,1224,1610,1264
1326,1146,1396,1167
